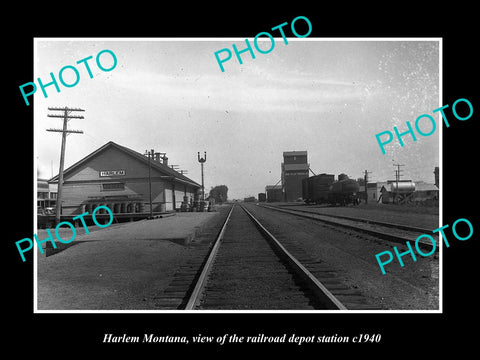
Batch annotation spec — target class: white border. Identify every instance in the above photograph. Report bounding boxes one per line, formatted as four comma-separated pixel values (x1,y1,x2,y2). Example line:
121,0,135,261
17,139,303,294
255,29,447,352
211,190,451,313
33,37,443,314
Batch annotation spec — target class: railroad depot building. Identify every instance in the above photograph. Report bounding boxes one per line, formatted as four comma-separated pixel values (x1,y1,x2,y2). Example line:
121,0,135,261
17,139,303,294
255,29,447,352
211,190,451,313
48,141,201,217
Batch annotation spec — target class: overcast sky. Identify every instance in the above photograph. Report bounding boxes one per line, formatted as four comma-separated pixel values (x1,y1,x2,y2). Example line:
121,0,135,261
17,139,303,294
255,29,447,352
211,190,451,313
34,38,440,199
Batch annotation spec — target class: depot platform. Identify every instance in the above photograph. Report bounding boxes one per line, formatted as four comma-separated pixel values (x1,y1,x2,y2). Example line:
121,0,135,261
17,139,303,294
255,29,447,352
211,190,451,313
36,209,222,310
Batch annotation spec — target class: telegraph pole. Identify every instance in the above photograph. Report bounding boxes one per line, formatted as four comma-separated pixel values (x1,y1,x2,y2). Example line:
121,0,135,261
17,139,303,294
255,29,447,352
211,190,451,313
144,149,154,219
364,170,371,204
198,151,206,201
46,107,84,225
393,163,404,203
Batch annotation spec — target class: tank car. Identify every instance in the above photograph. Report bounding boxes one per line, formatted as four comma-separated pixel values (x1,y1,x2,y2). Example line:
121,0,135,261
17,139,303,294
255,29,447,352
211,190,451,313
327,177,360,206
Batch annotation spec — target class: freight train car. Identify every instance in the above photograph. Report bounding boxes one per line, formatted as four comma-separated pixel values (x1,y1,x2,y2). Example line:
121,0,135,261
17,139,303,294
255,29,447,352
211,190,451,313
266,185,283,202
258,193,267,202
302,173,335,204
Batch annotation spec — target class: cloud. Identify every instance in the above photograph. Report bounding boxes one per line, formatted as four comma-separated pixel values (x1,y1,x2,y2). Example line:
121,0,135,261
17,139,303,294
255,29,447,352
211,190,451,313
110,65,369,115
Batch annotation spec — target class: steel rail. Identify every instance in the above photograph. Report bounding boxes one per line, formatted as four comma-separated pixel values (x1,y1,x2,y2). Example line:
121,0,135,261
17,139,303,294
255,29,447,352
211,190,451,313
240,204,347,310
258,204,436,250
184,204,235,310
273,204,434,234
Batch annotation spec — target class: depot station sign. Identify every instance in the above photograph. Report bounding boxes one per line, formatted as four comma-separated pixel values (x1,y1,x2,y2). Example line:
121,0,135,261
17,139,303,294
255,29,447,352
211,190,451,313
99,170,125,177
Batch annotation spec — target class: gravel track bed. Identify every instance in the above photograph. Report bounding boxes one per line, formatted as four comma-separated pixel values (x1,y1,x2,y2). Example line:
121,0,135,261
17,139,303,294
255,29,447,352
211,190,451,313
274,203,439,230
199,205,318,310
244,203,439,310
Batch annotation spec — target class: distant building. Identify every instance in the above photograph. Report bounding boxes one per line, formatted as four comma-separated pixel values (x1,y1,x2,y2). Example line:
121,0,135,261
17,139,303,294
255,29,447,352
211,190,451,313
412,181,439,202
434,167,439,188
37,178,57,210
281,151,309,202
366,182,388,203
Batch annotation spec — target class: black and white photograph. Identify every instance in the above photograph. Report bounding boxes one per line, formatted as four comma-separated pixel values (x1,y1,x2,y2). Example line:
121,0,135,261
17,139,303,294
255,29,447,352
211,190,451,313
33,38,441,312
6,7,478,354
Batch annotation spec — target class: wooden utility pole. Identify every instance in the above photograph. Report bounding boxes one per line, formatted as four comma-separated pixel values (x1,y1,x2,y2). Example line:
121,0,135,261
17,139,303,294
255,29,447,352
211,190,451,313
144,149,154,219
392,163,404,203
47,107,84,225
364,170,371,204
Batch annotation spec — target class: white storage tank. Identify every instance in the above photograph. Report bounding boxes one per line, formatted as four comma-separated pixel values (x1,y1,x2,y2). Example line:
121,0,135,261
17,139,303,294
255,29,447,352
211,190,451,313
390,181,415,193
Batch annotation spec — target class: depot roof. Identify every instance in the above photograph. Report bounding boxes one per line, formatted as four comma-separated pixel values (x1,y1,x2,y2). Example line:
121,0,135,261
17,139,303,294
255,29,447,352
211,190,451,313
48,141,201,188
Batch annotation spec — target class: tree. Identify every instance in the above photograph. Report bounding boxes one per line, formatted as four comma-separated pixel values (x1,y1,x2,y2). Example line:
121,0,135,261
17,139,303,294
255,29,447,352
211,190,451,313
209,185,228,204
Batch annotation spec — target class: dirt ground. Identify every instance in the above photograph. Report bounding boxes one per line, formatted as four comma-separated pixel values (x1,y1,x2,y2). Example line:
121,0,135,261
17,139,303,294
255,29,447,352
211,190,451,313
36,211,221,310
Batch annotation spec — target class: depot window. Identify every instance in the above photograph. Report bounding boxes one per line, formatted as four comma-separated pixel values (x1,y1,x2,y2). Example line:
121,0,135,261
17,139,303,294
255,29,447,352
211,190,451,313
102,182,125,191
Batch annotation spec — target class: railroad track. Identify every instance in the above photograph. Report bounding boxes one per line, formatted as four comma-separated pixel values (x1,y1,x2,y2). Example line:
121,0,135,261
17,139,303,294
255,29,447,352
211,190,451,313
179,204,377,310
259,204,438,250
